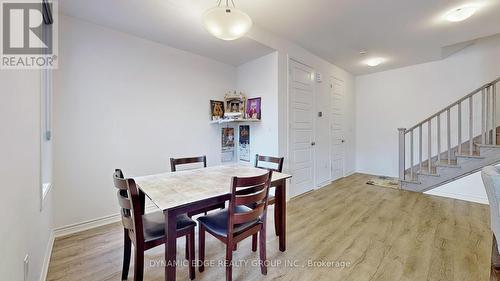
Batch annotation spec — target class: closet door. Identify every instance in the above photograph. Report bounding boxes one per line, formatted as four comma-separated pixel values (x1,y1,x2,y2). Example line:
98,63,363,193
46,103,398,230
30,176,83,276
289,59,315,197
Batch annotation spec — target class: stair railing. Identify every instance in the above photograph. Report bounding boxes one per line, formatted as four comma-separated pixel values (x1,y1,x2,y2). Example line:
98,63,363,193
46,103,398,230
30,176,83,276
398,77,500,181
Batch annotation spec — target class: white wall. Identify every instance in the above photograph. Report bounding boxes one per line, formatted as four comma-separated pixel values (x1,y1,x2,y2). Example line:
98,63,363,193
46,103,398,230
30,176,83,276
355,35,500,202
0,69,54,281
53,16,236,228
236,52,279,162
52,14,357,227
425,170,488,204
356,35,500,177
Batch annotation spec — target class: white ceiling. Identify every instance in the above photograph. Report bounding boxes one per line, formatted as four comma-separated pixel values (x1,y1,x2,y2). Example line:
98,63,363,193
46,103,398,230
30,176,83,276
237,0,500,75
58,0,275,66
60,0,500,74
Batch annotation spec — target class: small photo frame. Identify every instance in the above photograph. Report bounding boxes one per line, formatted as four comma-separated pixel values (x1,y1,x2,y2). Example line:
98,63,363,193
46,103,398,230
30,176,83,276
224,91,246,119
210,100,225,120
227,100,244,114
246,97,261,120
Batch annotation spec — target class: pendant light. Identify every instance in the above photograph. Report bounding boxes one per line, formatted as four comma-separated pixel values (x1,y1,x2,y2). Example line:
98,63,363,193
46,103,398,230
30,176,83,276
203,0,253,41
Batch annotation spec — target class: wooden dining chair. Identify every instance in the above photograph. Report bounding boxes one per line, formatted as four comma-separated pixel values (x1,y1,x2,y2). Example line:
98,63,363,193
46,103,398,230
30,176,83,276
170,155,226,215
170,155,225,260
170,155,207,172
113,169,196,281
481,166,500,280
255,154,284,235
197,171,273,281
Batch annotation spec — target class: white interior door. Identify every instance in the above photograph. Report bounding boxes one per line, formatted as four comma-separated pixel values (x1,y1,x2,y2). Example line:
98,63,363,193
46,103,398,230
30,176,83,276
331,77,345,181
289,59,315,197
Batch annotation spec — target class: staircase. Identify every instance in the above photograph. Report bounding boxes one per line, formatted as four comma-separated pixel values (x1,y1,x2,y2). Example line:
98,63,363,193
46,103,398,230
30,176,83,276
399,77,500,192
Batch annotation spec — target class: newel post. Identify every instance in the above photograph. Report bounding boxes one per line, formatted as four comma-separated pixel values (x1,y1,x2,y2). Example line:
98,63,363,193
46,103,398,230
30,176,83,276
398,128,406,180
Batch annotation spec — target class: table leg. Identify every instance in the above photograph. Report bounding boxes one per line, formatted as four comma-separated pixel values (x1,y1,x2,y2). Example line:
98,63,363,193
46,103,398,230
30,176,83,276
165,209,177,281
276,179,286,252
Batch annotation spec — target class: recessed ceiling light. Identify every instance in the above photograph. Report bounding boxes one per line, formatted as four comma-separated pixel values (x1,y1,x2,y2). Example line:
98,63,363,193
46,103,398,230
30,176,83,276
364,57,386,67
445,5,477,22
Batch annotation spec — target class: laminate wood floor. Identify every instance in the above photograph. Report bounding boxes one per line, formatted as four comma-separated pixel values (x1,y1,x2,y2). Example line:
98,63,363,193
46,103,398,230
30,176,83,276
46,173,492,281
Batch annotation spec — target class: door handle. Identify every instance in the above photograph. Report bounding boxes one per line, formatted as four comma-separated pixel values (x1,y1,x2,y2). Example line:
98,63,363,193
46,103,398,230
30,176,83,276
341,139,345,143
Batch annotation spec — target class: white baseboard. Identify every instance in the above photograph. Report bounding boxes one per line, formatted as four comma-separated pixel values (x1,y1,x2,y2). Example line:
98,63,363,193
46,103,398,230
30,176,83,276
53,213,122,238
316,170,358,189
316,180,331,188
41,215,122,281
424,190,488,205
53,204,159,238
41,205,160,280
39,230,55,281
344,170,356,177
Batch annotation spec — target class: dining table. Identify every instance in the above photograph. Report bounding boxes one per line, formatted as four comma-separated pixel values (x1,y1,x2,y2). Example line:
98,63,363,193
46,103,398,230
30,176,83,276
134,163,292,281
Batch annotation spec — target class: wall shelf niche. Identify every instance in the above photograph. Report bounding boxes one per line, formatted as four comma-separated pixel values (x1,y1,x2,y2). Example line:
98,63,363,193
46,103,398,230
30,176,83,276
209,119,261,125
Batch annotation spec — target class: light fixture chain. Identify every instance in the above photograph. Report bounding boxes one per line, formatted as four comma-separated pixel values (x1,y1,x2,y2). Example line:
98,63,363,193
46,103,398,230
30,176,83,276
219,0,236,8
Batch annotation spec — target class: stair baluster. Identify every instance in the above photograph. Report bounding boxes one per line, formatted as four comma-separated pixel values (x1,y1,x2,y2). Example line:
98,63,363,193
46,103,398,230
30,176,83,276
397,77,500,191
485,87,491,144
398,128,405,180
458,102,462,155
437,114,441,163
491,83,498,145
419,125,423,172
469,96,473,156
482,89,486,144
428,120,432,173
447,109,451,165
410,130,414,180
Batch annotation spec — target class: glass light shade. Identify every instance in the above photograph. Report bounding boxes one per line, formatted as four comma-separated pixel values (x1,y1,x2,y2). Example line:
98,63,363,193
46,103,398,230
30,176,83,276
203,7,253,40
445,6,477,22
364,57,386,67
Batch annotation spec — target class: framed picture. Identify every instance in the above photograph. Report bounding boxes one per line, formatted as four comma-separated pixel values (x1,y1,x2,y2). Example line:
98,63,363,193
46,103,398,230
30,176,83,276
239,125,250,162
246,97,261,120
228,100,243,113
221,128,235,152
210,100,225,120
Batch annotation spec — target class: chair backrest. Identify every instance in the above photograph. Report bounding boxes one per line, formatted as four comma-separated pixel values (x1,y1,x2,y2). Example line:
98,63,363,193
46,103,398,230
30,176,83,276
113,169,144,242
170,156,207,172
482,166,500,239
227,171,272,235
255,154,284,173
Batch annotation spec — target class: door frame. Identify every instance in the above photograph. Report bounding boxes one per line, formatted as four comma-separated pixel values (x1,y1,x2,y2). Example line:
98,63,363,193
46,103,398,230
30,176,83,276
287,57,316,197
330,75,346,181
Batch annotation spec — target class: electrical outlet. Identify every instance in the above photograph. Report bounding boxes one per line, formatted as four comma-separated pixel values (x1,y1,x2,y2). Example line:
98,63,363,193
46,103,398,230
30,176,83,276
23,255,29,281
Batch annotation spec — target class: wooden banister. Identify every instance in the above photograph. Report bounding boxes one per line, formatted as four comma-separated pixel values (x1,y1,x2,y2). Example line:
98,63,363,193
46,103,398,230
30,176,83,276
398,77,500,181
405,78,500,133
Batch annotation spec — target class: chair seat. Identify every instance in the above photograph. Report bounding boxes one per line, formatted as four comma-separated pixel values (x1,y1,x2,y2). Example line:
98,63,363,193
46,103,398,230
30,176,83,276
142,211,196,242
197,205,261,237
